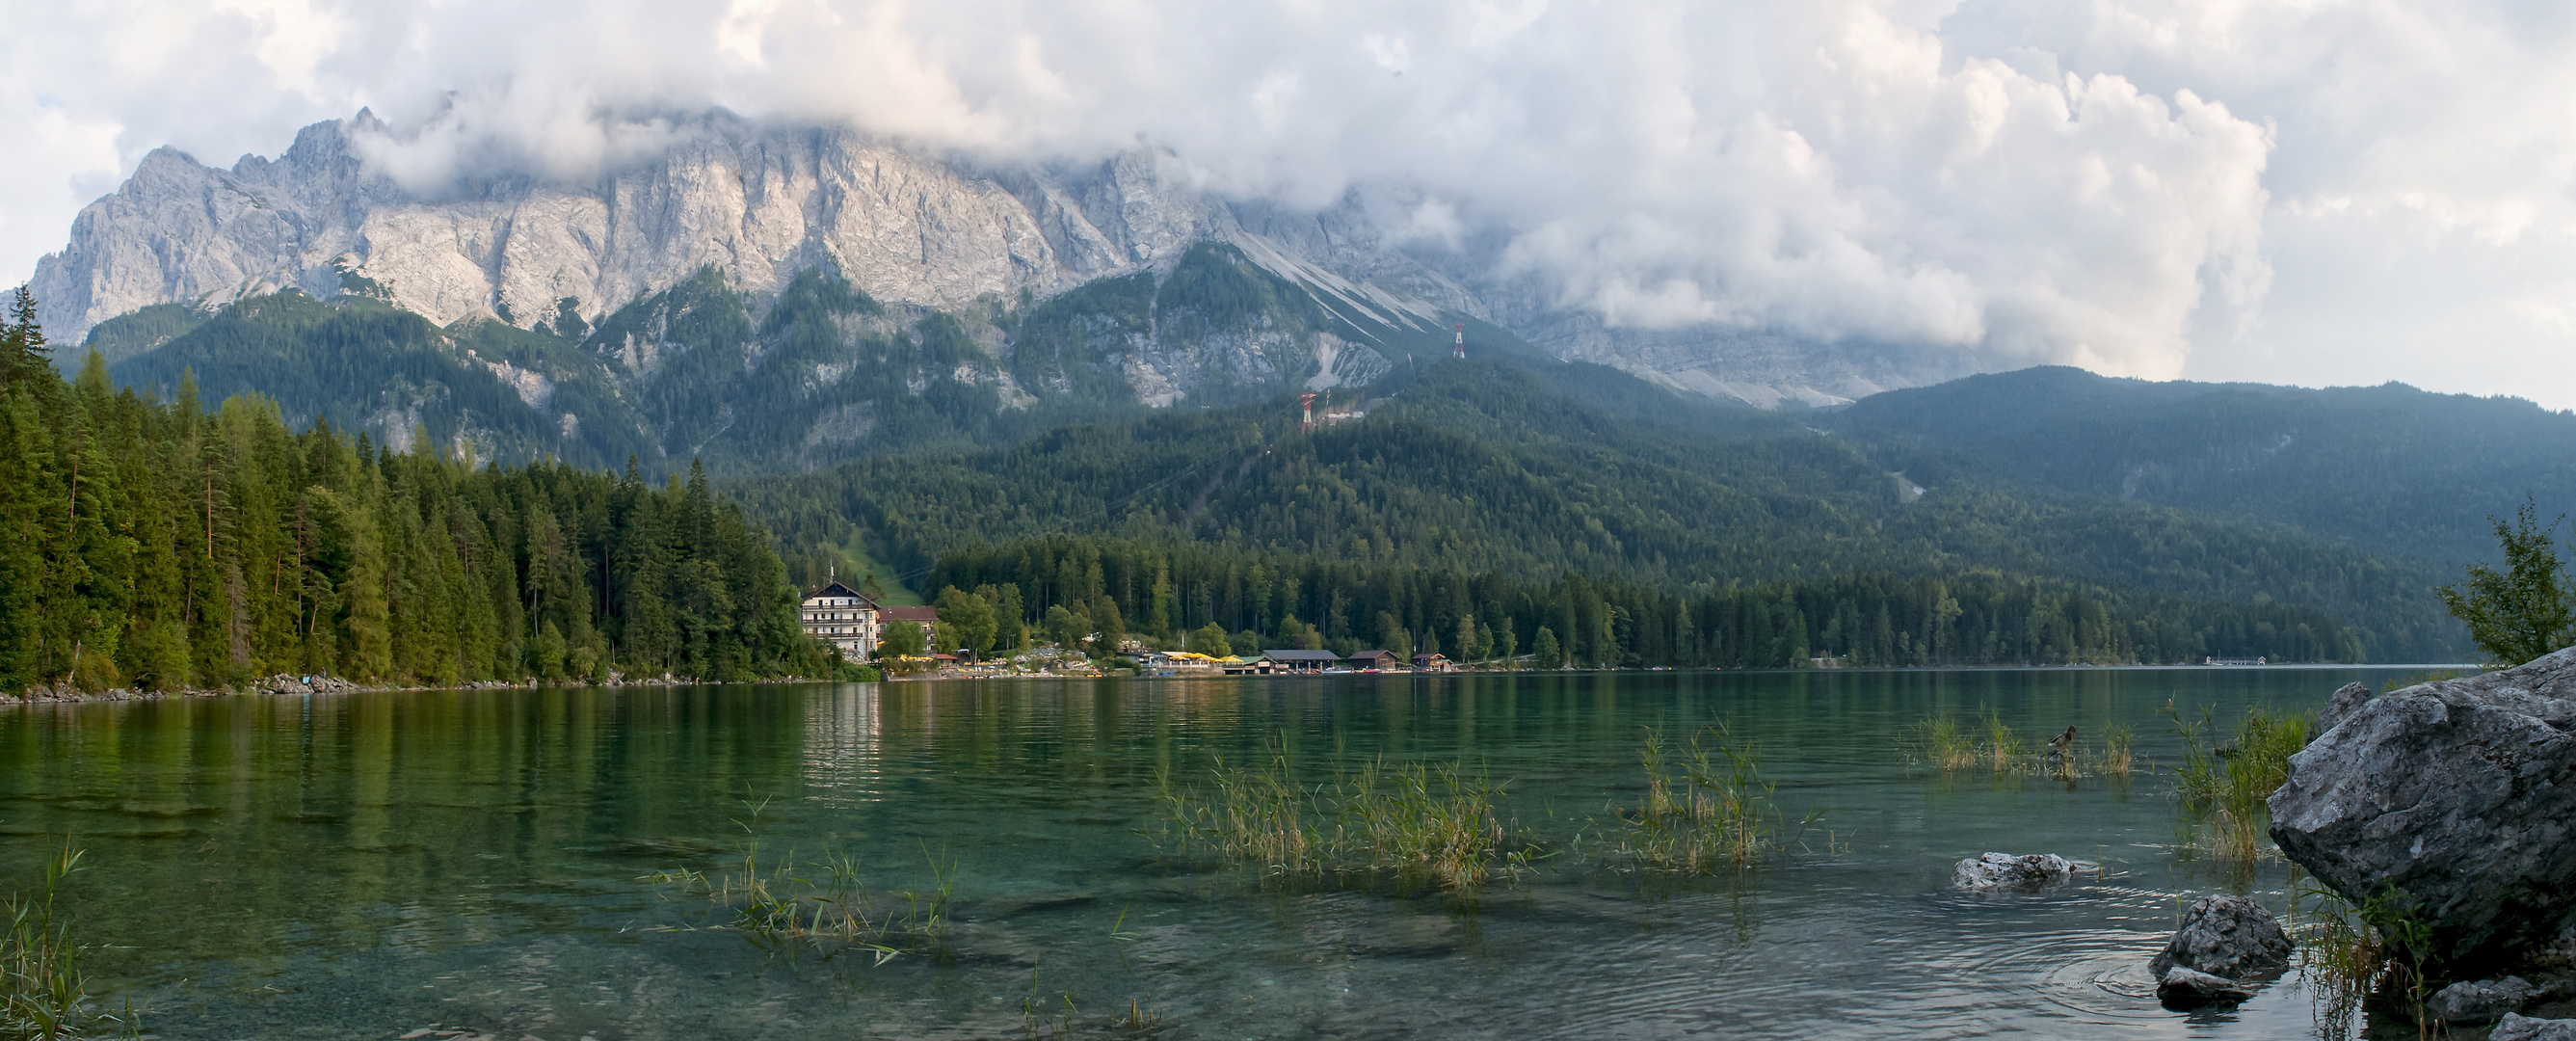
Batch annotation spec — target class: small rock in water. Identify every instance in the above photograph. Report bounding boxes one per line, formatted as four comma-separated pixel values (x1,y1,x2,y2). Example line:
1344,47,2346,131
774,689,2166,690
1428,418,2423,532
2157,966,2257,1007
2149,895,2293,981
1952,852,2094,889
2493,1013,2576,1041
2428,975,2540,1025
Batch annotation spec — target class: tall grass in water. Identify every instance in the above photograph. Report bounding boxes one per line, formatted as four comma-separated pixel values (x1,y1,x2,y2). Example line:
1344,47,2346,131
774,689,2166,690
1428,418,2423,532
1978,707,2025,772
649,795,954,963
1159,747,1517,892
3,844,138,1041
2096,724,2136,778
2166,702,2313,864
2294,877,2439,1041
1615,726,1777,871
1908,716,1979,770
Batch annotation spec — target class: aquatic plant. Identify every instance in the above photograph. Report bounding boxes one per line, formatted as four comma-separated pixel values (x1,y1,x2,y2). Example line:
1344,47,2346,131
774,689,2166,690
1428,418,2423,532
1,844,139,1041
2293,877,2439,1041
2161,700,2221,803
1907,715,1978,770
647,795,954,963
1978,707,2025,772
1158,747,1522,892
2168,704,2313,864
2095,723,2135,778
1599,725,1823,873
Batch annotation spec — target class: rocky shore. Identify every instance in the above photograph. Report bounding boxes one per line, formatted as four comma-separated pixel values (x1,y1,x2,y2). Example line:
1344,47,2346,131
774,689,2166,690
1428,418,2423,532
10,670,820,705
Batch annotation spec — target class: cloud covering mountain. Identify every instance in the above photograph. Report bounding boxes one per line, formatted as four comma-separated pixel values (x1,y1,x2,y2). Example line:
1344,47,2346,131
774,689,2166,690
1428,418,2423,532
7,1,2574,403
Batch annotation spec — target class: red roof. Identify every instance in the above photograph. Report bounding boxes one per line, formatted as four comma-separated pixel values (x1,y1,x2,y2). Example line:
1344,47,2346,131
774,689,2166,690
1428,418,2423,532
883,605,940,624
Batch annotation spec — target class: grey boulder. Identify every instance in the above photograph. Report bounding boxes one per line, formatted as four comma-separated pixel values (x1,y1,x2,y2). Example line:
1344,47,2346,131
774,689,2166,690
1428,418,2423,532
1952,852,2094,889
2270,649,2576,971
2494,1014,2576,1041
2156,967,2257,1007
2427,975,2538,1026
2317,681,2376,734
2149,895,2294,981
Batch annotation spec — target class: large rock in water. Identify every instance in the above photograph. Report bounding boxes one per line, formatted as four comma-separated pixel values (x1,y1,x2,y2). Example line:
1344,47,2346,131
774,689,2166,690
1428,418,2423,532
2270,650,2576,971
2149,895,2294,981
2494,1014,2576,1041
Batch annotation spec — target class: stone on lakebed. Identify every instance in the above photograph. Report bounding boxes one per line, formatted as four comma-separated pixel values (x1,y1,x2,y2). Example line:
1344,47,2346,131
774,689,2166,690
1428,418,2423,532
1951,852,2096,889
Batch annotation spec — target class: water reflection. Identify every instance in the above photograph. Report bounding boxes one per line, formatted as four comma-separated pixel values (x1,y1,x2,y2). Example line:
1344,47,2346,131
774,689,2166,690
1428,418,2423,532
0,667,2414,1039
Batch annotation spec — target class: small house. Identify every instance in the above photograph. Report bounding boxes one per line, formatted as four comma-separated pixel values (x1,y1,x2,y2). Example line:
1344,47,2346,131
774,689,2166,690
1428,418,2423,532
1261,650,1341,674
1345,650,1400,670
1411,653,1454,673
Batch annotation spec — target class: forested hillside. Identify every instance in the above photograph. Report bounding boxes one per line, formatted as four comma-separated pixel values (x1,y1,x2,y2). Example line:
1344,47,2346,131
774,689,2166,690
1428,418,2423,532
910,534,2365,668
736,357,2459,662
98,244,1492,476
1837,365,2576,566
0,290,823,694
59,270,2518,669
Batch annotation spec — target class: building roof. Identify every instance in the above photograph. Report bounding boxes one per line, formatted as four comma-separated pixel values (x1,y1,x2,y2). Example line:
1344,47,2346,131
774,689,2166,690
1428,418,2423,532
1347,650,1398,660
807,580,873,602
882,605,940,624
1261,650,1342,662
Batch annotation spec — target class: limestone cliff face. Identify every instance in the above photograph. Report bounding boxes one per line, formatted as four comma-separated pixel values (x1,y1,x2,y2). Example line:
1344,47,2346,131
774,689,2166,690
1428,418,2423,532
33,112,1980,409
30,113,1248,340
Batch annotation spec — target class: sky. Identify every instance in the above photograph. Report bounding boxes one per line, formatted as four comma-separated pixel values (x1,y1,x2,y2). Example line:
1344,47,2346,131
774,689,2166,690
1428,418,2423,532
5,0,2573,406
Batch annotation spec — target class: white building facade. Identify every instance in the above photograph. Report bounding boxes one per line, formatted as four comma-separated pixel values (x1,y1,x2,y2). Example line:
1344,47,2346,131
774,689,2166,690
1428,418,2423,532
800,581,882,658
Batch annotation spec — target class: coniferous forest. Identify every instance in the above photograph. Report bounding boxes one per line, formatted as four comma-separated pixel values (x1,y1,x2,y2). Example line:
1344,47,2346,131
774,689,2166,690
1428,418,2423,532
7,270,2525,692
0,290,823,695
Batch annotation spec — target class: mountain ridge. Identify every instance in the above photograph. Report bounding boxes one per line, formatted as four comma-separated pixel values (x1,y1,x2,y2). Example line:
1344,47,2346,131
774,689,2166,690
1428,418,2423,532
34,111,1971,408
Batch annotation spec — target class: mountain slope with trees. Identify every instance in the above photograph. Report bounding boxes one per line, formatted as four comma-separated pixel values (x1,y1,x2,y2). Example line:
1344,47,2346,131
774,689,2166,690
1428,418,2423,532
0,289,824,694
735,356,2458,662
1836,365,2576,567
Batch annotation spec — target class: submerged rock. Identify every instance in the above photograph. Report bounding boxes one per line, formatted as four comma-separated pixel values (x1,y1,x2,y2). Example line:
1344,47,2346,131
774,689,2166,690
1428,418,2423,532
2428,976,2540,1026
2270,649,2576,971
1952,852,2094,889
2494,1013,2576,1041
2149,895,2293,982
2157,966,2256,1007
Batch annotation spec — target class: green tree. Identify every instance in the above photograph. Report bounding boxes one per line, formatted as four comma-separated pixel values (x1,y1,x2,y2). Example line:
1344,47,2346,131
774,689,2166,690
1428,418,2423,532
1533,626,1563,670
2438,499,2576,666
934,585,997,658
1189,621,1233,657
878,618,928,658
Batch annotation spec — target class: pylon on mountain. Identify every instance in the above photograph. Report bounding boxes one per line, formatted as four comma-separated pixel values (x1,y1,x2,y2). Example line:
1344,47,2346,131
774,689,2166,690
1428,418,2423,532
1300,390,1318,432
1453,322,1466,359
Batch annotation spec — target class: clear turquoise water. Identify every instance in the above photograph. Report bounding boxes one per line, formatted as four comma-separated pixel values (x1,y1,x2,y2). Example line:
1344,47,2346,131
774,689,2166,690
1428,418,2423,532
0,668,2422,1039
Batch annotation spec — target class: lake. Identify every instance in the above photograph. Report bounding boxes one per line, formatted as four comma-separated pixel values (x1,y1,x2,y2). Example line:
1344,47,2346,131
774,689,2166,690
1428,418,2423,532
0,667,2427,1039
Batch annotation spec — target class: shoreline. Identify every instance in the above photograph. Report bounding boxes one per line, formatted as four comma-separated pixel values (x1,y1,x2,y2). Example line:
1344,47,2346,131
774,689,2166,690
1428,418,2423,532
8,671,830,706
9,659,2467,706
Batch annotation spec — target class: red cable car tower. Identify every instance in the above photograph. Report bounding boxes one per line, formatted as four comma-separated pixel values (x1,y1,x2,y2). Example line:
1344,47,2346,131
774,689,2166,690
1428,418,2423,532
1453,322,1466,359
1300,390,1318,432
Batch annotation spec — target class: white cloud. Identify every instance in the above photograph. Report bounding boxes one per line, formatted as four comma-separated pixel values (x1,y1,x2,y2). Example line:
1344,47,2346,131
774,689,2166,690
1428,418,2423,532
3,0,2570,402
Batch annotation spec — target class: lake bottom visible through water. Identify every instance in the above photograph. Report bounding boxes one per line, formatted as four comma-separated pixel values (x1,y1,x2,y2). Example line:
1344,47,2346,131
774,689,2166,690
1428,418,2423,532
0,667,2436,1039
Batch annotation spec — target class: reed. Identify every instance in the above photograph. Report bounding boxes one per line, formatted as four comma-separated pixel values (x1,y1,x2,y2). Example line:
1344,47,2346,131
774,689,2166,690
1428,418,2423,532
649,794,954,963
1908,715,1979,770
2094,723,2135,778
2168,704,2313,864
2292,877,2382,1041
1,843,139,1041
1978,707,2025,772
1610,726,1778,872
1158,746,1520,892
